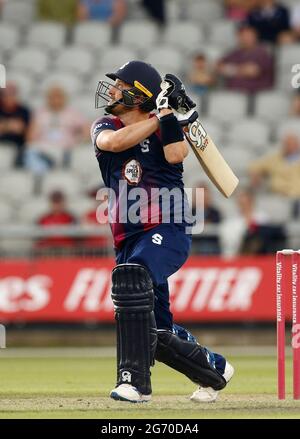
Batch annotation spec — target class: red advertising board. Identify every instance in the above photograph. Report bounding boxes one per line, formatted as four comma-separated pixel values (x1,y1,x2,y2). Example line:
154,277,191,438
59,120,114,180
0,256,285,323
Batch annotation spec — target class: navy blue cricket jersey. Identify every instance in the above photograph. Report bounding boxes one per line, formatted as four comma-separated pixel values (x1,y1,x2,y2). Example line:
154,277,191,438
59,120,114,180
91,114,190,249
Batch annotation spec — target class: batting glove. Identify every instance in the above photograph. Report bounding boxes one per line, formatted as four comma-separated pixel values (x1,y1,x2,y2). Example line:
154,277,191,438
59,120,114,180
156,80,172,111
156,73,189,111
173,108,199,127
177,94,197,113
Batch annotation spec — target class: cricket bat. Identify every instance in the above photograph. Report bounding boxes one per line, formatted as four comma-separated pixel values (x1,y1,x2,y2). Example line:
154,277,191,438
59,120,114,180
183,119,239,198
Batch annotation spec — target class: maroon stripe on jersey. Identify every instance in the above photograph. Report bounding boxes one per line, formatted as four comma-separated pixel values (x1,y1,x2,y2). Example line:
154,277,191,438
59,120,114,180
111,228,126,250
112,116,123,130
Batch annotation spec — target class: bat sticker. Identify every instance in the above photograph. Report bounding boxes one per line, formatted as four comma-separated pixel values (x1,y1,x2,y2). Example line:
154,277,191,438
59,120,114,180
189,120,208,151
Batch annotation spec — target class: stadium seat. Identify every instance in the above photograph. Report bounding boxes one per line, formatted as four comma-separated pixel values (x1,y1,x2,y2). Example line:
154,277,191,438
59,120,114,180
0,24,20,53
220,144,255,177
42,171,82,197
70,145,100,177
259,142,280,154
120,21,159,50
0,201,13,224
29,95,44,111
0,145,16,170
26,22,67,52
68,197,96,219
255,91,290,123
87,71,112,100
185,0,223,23
2,0,35,27
278,45,300,70
73,22,111,49
277,118,300,140
214,196,238,220
189,44,224,63
39,72,82,96
276,70,296,93
144,47,183,76
284,0,300,6
194,118,224,146
82,173,105,193
90,70,112,84
18,197,49,224
165,0,182,21
127,0,148,20
208,92,248,123
209,20,237,49
163,22,204,51
0,171,35,202
227,118,271,150
72,96,99,123
55,47,94,77
6,70,33,102
9,48,49,77
256,194,292,224
99,46,139,71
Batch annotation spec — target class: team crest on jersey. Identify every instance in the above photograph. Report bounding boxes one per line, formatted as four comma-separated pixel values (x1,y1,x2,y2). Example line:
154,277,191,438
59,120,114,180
122,159,142,185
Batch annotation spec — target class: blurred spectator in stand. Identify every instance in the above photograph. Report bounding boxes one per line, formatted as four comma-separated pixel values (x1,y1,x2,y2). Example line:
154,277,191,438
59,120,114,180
220,188,285,256
0,82,31,167
37,0,78,26
290,92,300,116
36,190,77,251
247,0,290,44
80,187,112,254
249,133,300,197
142,0,166,26
77,0,127,27
187,54,215,95
191,182,222,255
249,133,300,217
25,86,89,175
224,0,256,22
217,24,274,94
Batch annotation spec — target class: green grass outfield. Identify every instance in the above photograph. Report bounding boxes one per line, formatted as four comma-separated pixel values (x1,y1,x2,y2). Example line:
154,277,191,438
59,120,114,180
0,347,299,419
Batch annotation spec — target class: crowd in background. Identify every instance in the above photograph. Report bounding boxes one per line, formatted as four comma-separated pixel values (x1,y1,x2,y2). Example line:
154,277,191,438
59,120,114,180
0,0,300,257
36,0,164,27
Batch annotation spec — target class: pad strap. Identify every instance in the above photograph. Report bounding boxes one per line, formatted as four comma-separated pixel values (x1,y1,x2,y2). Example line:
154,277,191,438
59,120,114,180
155,330,226,390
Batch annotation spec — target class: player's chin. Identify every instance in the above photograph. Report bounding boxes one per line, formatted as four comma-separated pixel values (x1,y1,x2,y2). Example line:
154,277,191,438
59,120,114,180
105,102,124,116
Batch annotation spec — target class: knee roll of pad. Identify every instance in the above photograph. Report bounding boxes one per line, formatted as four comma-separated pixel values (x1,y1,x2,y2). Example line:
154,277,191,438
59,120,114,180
155,330,226,391
112,263,154,313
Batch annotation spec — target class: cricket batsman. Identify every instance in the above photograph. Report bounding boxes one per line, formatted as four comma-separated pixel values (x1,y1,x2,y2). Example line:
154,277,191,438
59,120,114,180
91,60,234,403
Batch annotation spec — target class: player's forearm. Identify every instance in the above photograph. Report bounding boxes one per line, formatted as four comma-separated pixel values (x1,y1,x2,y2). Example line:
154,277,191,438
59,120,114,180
97,117,159,152
164,141,189,164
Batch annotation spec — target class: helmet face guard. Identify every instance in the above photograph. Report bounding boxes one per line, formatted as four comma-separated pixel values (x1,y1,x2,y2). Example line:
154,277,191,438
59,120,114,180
95,80,156,113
